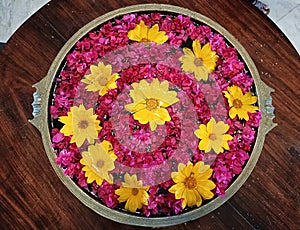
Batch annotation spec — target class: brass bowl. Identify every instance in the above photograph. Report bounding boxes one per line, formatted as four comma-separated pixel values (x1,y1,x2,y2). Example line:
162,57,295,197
30,4,276,227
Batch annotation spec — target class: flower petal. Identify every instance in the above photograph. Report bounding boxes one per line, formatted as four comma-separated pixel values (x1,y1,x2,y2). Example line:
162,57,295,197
192,40,202,58
148,24,168,44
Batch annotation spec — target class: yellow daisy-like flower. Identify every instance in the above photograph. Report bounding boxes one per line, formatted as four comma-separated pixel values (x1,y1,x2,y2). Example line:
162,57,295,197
125,78,179,131
128,20,168,44
115,173,149,213
81,62,120,96
194,117,233,154
80,141,117,185
179,40,218,81
58,104,101,147
169,161,216,209
223,85,259,121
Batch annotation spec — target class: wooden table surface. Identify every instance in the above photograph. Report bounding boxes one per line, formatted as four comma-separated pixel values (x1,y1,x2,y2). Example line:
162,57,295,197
0,0,299,229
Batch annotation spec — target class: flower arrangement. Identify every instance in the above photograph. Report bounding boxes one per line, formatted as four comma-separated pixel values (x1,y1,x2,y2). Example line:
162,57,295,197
50,12,261,217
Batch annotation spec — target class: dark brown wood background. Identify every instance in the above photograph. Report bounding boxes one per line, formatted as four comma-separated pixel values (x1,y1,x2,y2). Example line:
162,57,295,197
0,0,299,229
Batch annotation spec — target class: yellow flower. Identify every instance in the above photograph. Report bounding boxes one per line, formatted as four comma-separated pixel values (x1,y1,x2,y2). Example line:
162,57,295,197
169,161,216,209
125,78,179,131
58,104,101,147
81,62,120,96
194,117,233,154
179,40,218,81
128,20,168,44
223,85,259,121
80,141,117,185
115,173,149,213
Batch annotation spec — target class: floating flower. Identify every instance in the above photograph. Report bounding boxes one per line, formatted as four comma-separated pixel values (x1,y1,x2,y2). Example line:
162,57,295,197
179,40,218,81
128,20,168,44
80,141,117,185
81,62,120,96
125,78,179,131
223,85,259,120
115,173,149,213
58,104,101,147
169,161,216,208
194,117,233,154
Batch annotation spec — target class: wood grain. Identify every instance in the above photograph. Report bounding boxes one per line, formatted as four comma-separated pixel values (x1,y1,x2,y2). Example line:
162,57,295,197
0,0,299,229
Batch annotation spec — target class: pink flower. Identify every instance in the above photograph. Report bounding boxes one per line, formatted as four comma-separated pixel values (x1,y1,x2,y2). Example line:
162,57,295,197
247,112,262,127
52,131,65,143
94,181,119,208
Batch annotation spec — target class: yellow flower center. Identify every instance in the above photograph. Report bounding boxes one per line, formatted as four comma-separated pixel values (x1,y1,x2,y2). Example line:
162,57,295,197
97,76,108,86
233,99,243,108
146,98,159,110
209,133,217,141
185,173,197,189
132,188,139,196
194,57,203,67
96,160,104,169
78,120,89,129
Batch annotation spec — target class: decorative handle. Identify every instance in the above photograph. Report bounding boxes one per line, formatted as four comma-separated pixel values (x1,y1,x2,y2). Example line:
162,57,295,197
28,77,49,131
259,80,277,135
264,95,275,120
32,91,42,118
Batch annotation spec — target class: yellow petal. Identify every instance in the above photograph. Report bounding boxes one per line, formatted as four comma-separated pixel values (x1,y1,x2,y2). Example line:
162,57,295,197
152,108,171,121
231,85,243,98
128,21,148,42
172,171,186,183
160,80,169,91
243,104,259,113
186,189,197,207
198,138,210,152
229,107,237,119
129,88,146,103
182,162,193,178
169,183,185,200
200,43,212,59
125,102,146,113
204,139,213,153
206,118,215,134
211,138,224,154
178,163,186,172
199,124,209,137
133,109,151,124
223,90,232,102
140,190,149,205
60,124,73,136
148,24,168,44
222,140,230,151
198,180,216,191
192,40,202,58
214,121,228,135
237,108,249,120
197,186,215,200
181,197,187,209
128,30,142,42
149,121,157,131
161,92,180,106
194,66,209,81
194,129,201,139
194,189,203,207
125,196,138,212
242,93,257,105
198,162,211,174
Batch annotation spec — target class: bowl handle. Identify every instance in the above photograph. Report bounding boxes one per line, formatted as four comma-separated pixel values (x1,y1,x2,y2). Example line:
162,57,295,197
28,77,49,131
259,80,277,135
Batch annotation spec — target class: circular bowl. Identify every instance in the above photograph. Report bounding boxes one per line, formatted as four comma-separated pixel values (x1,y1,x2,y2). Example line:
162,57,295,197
30,4,276,227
